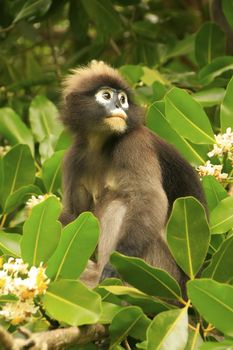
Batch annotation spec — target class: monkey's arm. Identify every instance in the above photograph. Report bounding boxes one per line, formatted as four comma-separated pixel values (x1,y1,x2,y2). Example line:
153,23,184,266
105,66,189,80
60,149,92,225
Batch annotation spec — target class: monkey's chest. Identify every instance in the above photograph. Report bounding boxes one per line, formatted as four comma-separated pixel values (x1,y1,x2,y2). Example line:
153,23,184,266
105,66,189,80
82,171,118,204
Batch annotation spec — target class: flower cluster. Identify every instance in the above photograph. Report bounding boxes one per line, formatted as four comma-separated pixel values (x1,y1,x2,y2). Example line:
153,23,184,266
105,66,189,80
0,257,49,325
196,161,228,181
26,194,60,211
208,127,233,160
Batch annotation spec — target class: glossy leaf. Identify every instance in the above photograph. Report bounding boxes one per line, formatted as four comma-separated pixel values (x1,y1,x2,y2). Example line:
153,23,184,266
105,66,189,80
0,294,18,304
29,95,62,143
167,197,210,279
165,88,215,144
43,279,101,326
21,196,62,266
39,135,57,163
166,34,195,60
41,151,65,193
0,108,34,154
210,196,233,234
188,279,233,336
200,341,233,349
119,65,143,85
109,306,150,348
202,175,228,211
99,302,123,324
110,252,182,302
193,88,225,107
0,232,21,257
199,56,233,85
202,236,233,284
141,67,168,86
13,0,52,23
222,0,233,29
195,22,226,67
0,144,35,209
55,130,72,152
184,327,203,350
146,307,188,350
147,101,206,165
220,76,233,132
81,0,122,38
100,285,173,314
46,212,99,280
5,185,42,214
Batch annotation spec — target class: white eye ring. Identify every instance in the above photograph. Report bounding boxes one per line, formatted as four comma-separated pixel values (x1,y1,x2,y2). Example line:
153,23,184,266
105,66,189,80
95,89,113,105
118,92,128,109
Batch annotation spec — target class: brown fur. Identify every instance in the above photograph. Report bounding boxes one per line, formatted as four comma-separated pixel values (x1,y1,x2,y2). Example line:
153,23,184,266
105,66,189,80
60,62,206,288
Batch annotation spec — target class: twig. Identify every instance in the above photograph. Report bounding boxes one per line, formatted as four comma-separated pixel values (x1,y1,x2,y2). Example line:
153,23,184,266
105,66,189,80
0,24,14,34
0,324,107,350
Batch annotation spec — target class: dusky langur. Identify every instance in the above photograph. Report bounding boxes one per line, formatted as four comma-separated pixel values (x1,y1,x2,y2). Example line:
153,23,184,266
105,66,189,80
60,61,206,287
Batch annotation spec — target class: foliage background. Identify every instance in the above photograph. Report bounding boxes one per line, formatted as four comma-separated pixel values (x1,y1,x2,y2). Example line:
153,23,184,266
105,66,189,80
1,0,233,349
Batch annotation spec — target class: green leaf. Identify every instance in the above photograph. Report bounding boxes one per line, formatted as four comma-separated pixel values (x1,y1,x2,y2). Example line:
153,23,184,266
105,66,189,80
42,279,101,326
109,306,150,348
187,279,233,337
21,196,62,266
141,67,168,86
0,144,35,209
202,236,233,284
0,294,18,304
46,212,99,281
99,302,123,324
165,88,215,144
110,253,182,302
119,65,143,85
184,327,203,350
39,135,57,163
210,196,233,234
55,130,72,151
166,34,195,60
0,108,34,154
0,232,21,257
5,185,42,214
195,22,226,68
167,197,210,279
220,77,233,132
193,88,225,107
29,95,62,143
81,0,122,39
100,285,173,314
200,341,233,349
41,151,65,193
202,175,228,211
146,307,188,350
199,56,233,85
222,0,233,29
13,0,52,23
147,101,207,165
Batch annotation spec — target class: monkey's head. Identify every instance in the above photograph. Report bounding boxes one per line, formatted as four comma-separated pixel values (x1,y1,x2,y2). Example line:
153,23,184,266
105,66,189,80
61,61,144,136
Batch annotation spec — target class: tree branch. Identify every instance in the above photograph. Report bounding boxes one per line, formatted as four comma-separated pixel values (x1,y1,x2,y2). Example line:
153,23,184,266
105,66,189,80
0,324,107,350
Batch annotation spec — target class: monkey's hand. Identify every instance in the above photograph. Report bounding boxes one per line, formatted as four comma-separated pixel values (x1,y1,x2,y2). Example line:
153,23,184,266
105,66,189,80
100,263,119,281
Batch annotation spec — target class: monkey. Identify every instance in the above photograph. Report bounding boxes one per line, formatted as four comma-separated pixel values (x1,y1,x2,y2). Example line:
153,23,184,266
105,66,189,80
59,61,206,287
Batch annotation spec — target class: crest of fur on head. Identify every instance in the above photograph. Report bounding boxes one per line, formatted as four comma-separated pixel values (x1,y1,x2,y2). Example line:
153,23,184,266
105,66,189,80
62,60,131,101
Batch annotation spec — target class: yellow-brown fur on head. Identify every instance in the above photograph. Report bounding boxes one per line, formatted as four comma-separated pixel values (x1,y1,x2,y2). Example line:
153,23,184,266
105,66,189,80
62,60,127,100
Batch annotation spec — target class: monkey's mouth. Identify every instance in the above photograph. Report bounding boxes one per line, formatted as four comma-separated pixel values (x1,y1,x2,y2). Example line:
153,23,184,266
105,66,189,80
106,110,127,120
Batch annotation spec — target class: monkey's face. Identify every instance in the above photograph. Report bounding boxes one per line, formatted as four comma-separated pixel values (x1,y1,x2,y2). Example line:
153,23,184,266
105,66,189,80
95,87,129,134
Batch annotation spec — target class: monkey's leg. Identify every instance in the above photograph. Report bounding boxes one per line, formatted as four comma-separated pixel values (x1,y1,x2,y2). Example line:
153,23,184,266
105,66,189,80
97,192,182,282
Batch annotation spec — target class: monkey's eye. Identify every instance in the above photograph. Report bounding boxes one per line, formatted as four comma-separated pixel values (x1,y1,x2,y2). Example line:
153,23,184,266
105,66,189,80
118,92,128,109
95,89,113,105
102,91,112,100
